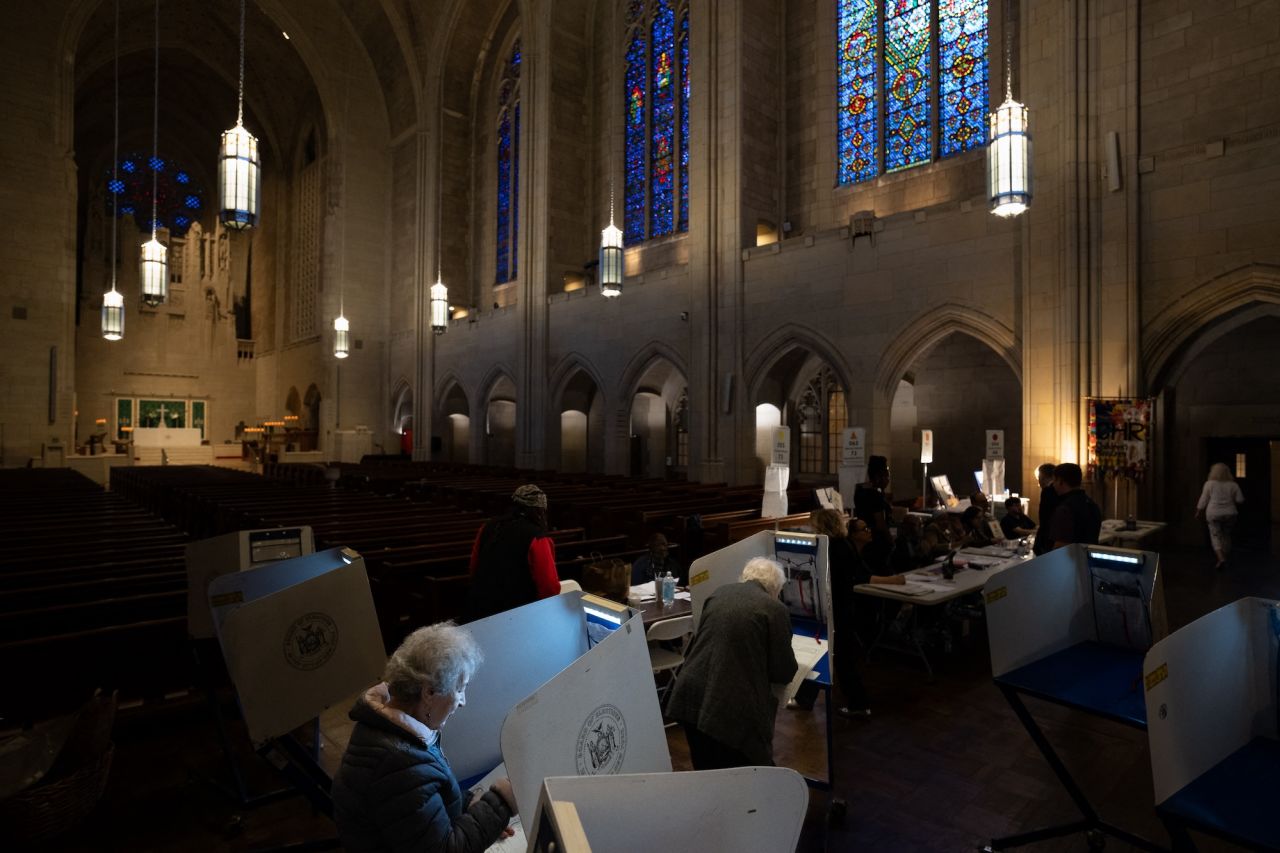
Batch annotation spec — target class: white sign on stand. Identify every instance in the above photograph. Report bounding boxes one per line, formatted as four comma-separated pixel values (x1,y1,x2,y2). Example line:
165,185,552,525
840,427,866,466
920,429,934,464
986,430,1005,459
527,767,809,853
500,610,671,836
771,427,791,466
209,548,386,747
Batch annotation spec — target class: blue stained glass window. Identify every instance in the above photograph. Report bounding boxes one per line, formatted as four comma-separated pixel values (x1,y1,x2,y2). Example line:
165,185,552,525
837,0,878,183
837,0,987,183
885,0,931,171
624,0,690,246
105,152,204,237
678,11,689,233
939,0,988,157
495,39,521,284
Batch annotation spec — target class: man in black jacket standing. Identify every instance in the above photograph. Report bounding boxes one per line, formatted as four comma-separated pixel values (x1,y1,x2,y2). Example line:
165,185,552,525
1032,462,1060,555
1049,463,1103,548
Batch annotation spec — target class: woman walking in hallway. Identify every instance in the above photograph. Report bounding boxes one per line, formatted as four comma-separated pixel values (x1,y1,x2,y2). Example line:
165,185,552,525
1195,462,1245,570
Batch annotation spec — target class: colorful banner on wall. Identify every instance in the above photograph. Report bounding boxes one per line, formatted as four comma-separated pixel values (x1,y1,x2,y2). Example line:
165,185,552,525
1086,397,1153,481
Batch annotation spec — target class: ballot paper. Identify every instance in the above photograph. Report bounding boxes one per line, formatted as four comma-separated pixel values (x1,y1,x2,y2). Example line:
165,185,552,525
469,762,526,852
628,581,658,602
778,634,828,705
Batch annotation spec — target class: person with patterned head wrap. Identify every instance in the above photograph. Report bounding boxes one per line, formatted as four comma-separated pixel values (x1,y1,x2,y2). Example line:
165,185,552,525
466,484,560,620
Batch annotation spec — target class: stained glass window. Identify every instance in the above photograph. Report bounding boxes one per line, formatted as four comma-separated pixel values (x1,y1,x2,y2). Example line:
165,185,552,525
496,40,521,283
623,1,690,246
837,0,988,183
106,152,204,236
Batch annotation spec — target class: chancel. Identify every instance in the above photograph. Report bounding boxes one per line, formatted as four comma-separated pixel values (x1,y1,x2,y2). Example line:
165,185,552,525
2,0,1279,850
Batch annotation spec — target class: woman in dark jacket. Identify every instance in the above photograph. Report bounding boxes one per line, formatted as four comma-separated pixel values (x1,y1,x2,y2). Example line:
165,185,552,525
331,622,517,853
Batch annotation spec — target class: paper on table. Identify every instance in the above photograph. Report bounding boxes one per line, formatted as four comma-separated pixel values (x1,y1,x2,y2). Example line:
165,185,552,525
469,762,526,852
628,580,657,601
777,634,828,705
674,590,691,601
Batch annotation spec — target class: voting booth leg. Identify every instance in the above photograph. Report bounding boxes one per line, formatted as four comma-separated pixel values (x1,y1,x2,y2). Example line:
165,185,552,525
1157,814,1199,853
193,643,298,809
985,685,1166,852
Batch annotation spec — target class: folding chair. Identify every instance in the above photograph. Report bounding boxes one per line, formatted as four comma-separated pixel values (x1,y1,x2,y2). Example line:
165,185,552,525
646,615,693,705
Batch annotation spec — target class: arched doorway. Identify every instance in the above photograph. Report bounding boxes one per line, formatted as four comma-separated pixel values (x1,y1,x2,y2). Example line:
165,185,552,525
889,333,1022,503
752,347,848,483
484,375,517,467
625,356,688,479
391,380,412,456
556,368,604,474
1160,313,1280,551
438,380,471,464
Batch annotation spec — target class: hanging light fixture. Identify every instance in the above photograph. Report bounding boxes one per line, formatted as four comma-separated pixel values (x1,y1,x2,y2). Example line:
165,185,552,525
139,0,166,307
430,274,449,334
600,15,624,299
600,185,623,299
988,0,1031,217
333,314,350,358
102,0,124,341
219,0,261,229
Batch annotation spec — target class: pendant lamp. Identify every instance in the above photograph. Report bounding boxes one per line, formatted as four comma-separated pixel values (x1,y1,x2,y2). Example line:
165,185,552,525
102,0,124,340
988,0,1031,217
139,0,166,307
219,0,261,229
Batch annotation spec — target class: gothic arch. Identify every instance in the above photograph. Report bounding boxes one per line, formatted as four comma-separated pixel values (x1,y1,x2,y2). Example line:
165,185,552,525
390,376,412,431
618,341,690,403
477,364,518,406
874,304,1021,400
1145,264,1280,390
745,325,856,408
549,353,608,412
433,371,471,416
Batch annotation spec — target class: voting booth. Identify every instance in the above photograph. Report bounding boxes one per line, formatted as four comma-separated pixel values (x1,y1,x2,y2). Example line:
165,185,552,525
983,544,1167,852
1144,597,1280,851
209,547,385,749
186,526,315,639
685,530,839,808
526,767,809,853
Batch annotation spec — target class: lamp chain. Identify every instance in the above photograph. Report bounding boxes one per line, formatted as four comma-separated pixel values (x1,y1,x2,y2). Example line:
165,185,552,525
1004,0,1014,101
110,0,119,290
150,0,159,240
237,0,246,126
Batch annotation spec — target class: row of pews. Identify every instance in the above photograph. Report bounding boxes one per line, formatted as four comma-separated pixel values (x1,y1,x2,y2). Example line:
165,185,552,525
1,462,815,721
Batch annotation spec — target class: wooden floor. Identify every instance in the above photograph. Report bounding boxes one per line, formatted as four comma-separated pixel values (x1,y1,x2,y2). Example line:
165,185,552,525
42,543,1278,852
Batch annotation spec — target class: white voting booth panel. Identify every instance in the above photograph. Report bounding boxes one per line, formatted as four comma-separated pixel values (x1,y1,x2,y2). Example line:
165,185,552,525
687,530,830,628
500,608,671,836
1144,597,1279,804
186,527,315,639
529,767,809,853
209,548,385,747
985,544,1163,678
441,594,593,786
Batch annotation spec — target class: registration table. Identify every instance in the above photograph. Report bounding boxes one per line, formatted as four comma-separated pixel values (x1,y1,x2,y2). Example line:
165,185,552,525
855,546,1029,676
1099,519,1167,548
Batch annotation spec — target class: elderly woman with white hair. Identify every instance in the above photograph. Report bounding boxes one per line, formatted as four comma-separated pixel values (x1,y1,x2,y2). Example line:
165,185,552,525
664,557,798,770
331,622,517,853
1195,462,1245,570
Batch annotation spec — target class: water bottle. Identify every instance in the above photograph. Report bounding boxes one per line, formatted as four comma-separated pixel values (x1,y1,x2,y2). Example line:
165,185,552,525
661,571,676,606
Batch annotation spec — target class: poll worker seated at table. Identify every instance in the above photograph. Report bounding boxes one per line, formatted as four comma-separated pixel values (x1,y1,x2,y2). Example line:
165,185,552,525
1000,497,1036,540
665,557,798,769
631,532,683,585
889,514,931,572
961,505,995,547
921,512,963,559
332,623,518,853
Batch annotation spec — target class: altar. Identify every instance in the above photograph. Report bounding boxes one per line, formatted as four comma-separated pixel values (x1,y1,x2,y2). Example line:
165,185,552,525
132,427,204,448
